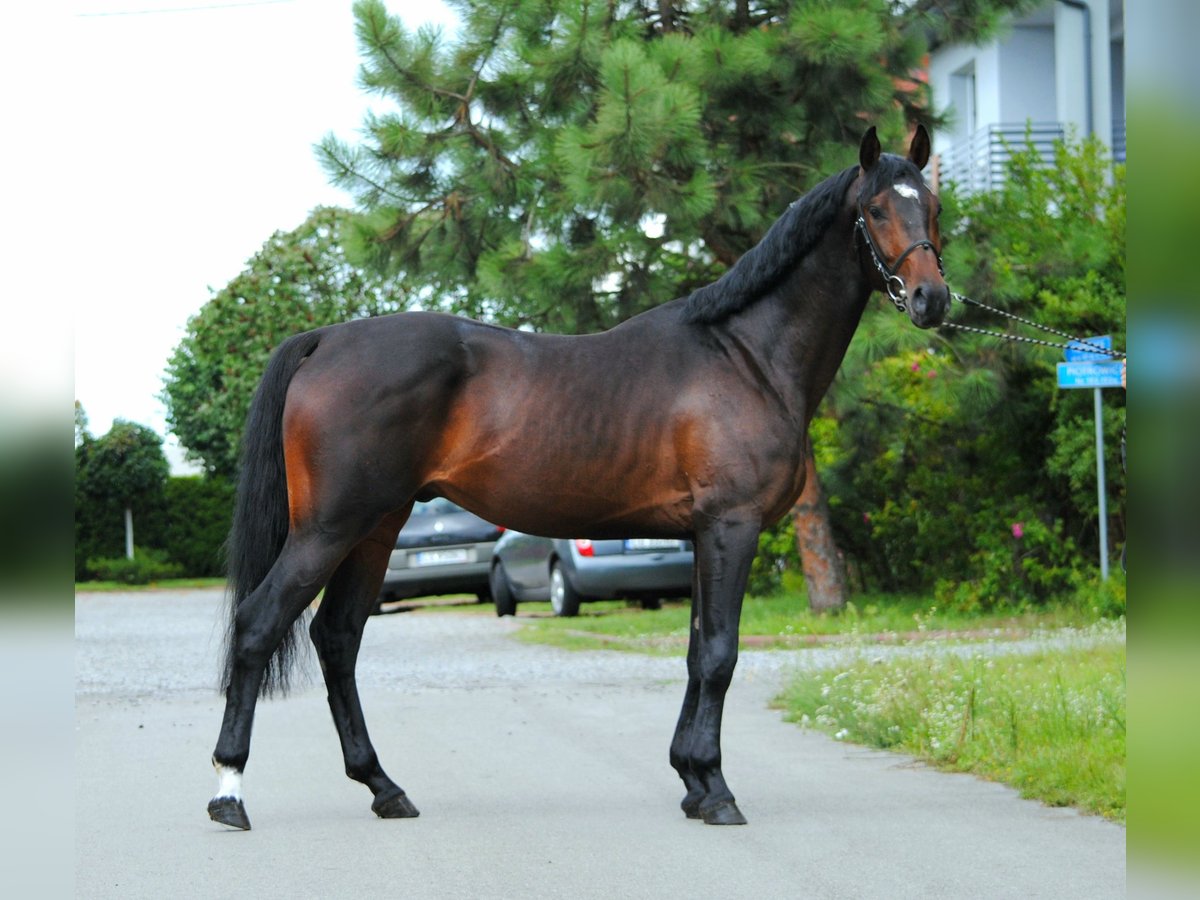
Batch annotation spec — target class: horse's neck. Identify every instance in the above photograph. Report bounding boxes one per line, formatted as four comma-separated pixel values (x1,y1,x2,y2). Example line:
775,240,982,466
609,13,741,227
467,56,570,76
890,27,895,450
724,241,872,425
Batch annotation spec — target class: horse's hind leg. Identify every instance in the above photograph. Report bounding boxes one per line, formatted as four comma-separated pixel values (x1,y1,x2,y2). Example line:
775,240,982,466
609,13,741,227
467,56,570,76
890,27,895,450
309,514,419,819
209,529,363,830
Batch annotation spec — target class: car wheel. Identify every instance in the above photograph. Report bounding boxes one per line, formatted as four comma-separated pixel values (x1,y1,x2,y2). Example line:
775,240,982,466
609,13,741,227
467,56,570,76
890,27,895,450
639,598,662,611
491,561,517,617
549,560,582,617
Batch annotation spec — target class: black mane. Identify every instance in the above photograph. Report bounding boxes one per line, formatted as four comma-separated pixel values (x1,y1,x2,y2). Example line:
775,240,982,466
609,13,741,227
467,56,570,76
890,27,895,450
682,156,921,324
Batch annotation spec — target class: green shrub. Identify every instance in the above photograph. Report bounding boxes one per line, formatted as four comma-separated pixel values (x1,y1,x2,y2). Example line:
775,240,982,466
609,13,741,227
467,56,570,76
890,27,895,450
85,547,184,585
1070,571,1126,618
749,516,800,597
935,509,1083,612
75,470,235,580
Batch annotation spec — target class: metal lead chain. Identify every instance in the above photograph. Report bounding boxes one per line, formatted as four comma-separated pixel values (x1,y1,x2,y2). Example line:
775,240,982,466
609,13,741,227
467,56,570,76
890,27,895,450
946,292,1126,359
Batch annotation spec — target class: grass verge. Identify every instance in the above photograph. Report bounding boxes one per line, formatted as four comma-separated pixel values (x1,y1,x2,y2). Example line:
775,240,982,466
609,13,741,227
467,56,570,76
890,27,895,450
773,622,1126,821
75,577,226,593
513,592,1107,653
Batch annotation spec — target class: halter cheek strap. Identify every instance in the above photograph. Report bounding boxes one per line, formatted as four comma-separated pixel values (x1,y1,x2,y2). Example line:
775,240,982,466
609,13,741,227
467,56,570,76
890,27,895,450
855,207,944,312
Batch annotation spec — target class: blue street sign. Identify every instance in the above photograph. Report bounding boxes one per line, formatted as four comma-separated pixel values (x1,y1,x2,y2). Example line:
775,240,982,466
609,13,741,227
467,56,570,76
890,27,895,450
1057,360,1124,389
1064,334,1113,361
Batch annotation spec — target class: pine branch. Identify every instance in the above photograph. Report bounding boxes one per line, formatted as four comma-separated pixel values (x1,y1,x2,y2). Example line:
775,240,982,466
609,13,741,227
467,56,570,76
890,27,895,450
317,139,407,205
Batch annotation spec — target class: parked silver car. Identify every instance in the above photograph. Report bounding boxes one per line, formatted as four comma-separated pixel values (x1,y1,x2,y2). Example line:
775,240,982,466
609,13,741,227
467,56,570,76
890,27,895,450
378,498,504,607
489,531,693,617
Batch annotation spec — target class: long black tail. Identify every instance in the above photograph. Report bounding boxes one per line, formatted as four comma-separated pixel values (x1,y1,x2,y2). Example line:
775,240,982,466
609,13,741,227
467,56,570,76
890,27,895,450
221,330,323,697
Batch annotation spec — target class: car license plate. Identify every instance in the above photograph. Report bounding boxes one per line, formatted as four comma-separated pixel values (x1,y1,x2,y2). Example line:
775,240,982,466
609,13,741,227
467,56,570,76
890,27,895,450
624,539,682,552
412,548,471,567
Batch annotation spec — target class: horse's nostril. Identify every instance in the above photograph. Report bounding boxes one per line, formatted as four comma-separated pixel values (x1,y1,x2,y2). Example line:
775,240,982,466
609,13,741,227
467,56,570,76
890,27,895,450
907,283,949,327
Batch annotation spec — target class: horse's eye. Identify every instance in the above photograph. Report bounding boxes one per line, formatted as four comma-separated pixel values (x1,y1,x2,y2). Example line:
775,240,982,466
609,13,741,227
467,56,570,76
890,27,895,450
868,205,885,220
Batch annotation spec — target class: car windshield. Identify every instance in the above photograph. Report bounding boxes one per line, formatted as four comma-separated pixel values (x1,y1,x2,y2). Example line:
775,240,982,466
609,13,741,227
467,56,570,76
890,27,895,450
411,498,463,517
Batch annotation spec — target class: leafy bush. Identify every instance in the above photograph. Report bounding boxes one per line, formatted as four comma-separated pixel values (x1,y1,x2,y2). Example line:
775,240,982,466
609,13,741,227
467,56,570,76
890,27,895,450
86,547,184,585
935,509,1083,612
749,516,800,597
1069,571,1126,619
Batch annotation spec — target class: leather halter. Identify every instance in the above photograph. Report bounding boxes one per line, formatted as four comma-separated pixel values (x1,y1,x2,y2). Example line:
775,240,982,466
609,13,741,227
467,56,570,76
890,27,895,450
855,204,944,312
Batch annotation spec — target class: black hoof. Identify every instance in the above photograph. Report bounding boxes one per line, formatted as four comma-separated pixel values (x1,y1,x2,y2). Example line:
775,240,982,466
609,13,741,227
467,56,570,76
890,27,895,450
372,790,420,819
681,795,703,820
208,796,251,830
701,799,748,826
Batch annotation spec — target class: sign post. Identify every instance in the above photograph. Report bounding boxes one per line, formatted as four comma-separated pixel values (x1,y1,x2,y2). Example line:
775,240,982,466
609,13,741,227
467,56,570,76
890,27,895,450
1092,387,1108,581
1056,336,1121,580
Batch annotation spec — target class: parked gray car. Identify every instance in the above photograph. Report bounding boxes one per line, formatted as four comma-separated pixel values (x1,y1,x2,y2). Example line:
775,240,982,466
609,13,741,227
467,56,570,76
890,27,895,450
378,498,504,607
489,531,693,617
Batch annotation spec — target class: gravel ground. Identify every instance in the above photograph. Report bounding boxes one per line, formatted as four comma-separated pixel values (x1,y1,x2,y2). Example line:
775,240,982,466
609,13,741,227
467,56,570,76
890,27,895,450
75,589,821,701
74,588,1122,702
74,588,1125,900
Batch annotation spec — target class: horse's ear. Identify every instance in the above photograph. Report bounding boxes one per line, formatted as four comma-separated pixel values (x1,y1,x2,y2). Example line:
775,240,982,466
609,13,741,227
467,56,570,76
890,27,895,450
859,126,881,171
908,123,931,170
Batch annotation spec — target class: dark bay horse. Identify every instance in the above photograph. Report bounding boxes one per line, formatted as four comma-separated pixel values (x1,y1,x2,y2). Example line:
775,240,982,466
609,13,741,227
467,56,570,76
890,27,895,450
208,126,948,830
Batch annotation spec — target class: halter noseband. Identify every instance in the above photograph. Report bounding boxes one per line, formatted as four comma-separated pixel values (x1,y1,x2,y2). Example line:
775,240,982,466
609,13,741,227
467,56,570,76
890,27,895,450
855,204,944,312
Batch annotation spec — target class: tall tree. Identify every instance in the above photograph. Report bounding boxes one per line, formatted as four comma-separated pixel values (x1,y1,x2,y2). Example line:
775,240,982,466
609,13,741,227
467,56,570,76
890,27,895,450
75,401,90,446
318,0,1036,606
163,207,407,478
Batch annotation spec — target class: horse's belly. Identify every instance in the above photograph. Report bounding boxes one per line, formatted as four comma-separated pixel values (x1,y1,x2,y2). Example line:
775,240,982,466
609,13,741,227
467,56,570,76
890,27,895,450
432,447,695,539
421,395,692,537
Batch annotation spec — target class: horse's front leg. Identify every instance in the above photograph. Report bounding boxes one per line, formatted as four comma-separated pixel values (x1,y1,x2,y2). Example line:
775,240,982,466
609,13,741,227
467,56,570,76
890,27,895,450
669,568,705,818
674,517,759,825
309,529,419,820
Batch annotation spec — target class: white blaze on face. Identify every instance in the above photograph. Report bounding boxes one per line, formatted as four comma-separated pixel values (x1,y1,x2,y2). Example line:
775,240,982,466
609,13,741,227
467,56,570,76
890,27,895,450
893,182,920,201
213,761,244,800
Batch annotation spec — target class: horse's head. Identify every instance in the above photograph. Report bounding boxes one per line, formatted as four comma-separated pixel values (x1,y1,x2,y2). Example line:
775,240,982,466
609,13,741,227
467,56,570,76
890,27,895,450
854,124,949,329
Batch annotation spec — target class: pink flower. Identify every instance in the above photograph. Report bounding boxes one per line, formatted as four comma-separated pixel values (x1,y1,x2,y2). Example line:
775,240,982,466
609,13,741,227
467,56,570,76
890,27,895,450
1011,522,1024,539
927,370,937,378
910,361,920,372
863,512,871,524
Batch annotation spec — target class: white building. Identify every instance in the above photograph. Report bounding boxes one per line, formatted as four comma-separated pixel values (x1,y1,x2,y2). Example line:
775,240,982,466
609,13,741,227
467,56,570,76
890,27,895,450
927,0,1125,192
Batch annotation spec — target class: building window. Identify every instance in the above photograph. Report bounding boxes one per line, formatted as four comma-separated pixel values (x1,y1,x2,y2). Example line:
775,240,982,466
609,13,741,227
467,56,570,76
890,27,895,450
950,61,977,141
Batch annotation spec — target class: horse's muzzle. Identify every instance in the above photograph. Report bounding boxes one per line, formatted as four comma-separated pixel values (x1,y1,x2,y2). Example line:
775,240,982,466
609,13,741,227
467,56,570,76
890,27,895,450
907,282,951,329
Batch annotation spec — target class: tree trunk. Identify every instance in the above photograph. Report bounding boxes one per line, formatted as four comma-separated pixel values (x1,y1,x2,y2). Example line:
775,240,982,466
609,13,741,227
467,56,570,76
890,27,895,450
124,506,135,560
792,444,848,612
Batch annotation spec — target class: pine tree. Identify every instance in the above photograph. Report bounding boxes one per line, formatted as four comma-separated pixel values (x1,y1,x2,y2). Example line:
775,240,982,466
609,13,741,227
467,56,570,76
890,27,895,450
319,0,1037,608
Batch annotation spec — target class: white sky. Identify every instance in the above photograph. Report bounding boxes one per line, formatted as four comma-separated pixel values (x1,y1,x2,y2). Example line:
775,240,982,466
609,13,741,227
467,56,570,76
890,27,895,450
3,1,455,472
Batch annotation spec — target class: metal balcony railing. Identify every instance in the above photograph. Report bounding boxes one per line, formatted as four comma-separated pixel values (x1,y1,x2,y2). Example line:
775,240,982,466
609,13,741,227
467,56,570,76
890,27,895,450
936,122,1066,195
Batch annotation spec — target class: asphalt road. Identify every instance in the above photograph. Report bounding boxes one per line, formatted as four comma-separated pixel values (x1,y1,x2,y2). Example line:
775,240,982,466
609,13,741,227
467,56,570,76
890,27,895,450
76,590,1125,899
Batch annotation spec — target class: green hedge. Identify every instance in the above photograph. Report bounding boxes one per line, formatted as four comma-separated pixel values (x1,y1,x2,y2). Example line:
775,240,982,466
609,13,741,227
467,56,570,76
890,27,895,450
75,474,234,580
161,476,235,577
86,547,184,584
